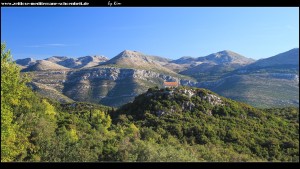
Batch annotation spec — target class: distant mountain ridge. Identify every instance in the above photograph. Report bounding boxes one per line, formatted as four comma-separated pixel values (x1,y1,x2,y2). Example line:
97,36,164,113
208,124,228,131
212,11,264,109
99,50,174,74
198,50,255,64
244,48,299,69
16,48,299,108
22,60,69,71
16,50,254,72
17,55,108,71
198,48,299,107
179,50,255,81
46,55,108,68
16,57,36,66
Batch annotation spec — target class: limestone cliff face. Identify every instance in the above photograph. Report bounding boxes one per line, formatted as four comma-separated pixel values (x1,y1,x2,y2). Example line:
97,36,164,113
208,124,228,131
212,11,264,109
30,67,198,107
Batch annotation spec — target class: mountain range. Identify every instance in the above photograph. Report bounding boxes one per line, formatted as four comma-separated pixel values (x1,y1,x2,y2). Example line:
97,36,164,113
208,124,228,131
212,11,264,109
16,48,299,108
180,50,255,81
200,48,299,107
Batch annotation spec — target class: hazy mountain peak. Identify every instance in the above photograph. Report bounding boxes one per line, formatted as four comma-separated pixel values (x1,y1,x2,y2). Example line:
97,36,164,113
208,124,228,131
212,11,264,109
201,50,254,65
52,56,68,59
217,50,244,58
16,58,36,66
22,60,69,72
123,49,136,53
26,57,35,61
171,56,196,64
109,50,147,61
181,56,194,59
101,50,175,74
286,48,299,56
93,55,109,59
290,47,299,51
45,56,69,63
43,55,108,69
247,48,299,68
119,50,144,58
214,50,243,58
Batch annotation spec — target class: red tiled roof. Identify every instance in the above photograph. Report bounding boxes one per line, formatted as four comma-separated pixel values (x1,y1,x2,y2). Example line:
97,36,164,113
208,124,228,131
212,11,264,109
164,82,178,86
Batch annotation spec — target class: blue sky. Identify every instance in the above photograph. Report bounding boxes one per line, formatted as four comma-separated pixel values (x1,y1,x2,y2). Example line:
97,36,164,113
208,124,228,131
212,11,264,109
1,7,299,60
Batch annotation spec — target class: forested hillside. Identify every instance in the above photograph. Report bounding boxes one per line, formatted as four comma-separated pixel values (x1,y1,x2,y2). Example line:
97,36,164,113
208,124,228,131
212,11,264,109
1,43,299,162
114,86,299,161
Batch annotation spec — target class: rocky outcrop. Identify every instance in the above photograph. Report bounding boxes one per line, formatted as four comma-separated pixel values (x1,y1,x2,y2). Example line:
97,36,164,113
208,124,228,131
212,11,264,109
147,87,224,117
201,94,224,106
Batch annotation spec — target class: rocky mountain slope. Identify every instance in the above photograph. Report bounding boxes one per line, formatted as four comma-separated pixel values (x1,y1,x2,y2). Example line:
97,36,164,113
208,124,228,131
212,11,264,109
246,48,299,69
198,48,299,107
200,50,254,64
46,55,108,68
180,50,255,81
18,48,299,108
16,57,36,66
197,73,299,108
22,60,69,71
27,68,196,107
99,50,174,74
17,50,196,107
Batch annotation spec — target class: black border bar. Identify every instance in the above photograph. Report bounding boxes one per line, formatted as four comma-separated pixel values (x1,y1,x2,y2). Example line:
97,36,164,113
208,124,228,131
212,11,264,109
1,0,300,7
